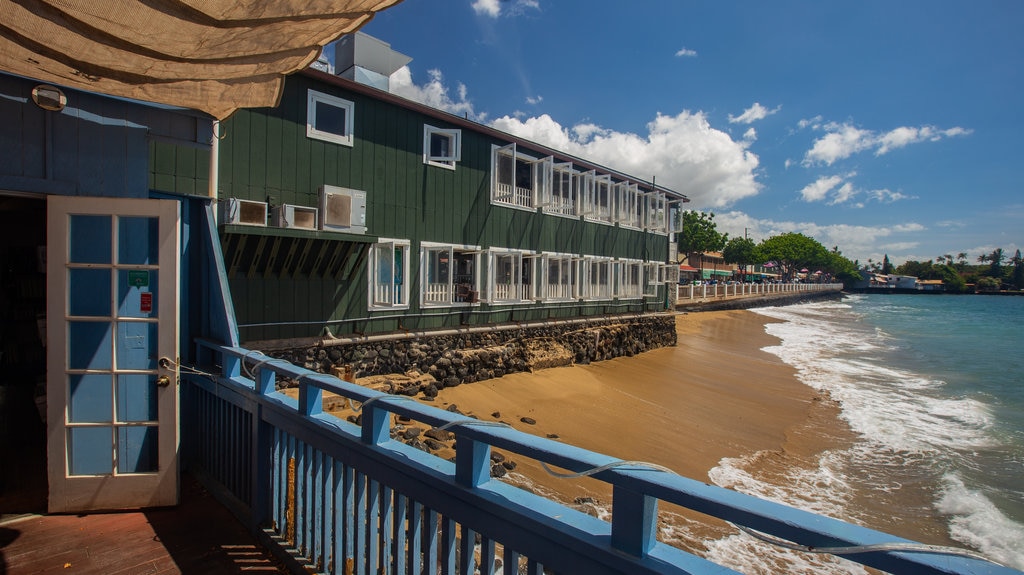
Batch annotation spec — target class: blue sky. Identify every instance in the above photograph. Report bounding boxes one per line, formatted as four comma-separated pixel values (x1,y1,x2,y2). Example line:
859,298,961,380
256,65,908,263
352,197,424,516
360,1,1023,266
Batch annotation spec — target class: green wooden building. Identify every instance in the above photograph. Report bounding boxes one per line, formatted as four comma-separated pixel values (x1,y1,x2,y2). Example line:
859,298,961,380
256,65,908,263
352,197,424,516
207,35,687,345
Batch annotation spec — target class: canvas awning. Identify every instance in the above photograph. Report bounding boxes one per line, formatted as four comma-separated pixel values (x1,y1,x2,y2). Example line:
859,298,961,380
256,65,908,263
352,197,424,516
0,0,403,119
678,264,699,273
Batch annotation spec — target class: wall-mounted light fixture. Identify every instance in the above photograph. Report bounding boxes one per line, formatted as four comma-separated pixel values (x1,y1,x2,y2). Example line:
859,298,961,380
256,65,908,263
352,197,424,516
31,84,66,111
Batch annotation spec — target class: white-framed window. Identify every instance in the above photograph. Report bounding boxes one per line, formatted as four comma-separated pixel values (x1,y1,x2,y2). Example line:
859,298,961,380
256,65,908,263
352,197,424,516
615,182,643,228
368,239,411,310
644,190,667,234
540,252,579,301
540,159,578,217
307,90,354,146
487,248,537,304
421,242,482,307
491,143,542,210
581,256,614,300
662,263,681,284
616,259,644,299
644,262,661,296
581,173,612,224
424,124,462,169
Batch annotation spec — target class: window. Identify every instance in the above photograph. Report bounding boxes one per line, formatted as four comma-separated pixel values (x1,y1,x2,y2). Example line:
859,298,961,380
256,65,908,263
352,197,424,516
581,173,612,224
307,90,354,146
645,190,667,234
424,124,462,169
581,256,613,300
540,159,578,217
615,182,643,229
488,249,537,303
616,259,643,299
540,253,578,301
421,242,482,307
644,262,661,296
368,240,410,309
491,143,540,210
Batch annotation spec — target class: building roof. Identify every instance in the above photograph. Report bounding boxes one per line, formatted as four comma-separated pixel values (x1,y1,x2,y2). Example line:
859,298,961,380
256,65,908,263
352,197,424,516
0,0,402,119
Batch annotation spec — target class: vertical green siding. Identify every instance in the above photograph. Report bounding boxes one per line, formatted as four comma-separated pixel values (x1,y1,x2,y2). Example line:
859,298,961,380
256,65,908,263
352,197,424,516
218,75,672,342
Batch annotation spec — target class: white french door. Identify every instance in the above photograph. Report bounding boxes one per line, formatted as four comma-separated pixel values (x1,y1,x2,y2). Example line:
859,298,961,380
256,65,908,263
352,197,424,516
46,196,180,512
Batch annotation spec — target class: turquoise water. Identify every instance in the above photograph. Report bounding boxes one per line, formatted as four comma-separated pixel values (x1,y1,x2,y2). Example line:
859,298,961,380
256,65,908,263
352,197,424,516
708,293,1024,572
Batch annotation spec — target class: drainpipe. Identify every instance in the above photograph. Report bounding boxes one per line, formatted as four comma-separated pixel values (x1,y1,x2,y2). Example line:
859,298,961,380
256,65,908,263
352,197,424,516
209,119,220,222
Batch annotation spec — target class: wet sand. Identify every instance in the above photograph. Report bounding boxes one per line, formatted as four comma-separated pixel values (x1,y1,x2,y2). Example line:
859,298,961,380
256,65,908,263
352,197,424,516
426,310,853,521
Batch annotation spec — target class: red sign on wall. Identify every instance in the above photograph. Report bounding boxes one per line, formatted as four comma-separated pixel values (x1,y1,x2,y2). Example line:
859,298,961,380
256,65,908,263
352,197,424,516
140,292,153,313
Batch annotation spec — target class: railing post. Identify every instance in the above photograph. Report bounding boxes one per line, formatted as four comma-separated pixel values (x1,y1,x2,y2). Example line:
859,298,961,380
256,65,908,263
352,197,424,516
361,405,390,445
456,437,491,488
611,485,658,557
299,382,323,417
252,364,275,530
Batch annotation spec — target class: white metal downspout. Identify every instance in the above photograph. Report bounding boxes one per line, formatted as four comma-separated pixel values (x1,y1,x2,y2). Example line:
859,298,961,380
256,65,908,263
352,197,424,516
209,119,220,222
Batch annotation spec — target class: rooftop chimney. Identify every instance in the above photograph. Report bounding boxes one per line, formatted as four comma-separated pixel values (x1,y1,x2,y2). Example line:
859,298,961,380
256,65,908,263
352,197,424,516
333,32,411,91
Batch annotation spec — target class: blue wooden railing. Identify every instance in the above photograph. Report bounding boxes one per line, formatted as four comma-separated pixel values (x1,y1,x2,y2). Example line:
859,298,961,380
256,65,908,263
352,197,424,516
181,340,1018,575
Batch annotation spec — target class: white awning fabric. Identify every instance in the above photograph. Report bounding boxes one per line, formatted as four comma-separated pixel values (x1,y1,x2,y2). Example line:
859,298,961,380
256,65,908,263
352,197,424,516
0,0,403,118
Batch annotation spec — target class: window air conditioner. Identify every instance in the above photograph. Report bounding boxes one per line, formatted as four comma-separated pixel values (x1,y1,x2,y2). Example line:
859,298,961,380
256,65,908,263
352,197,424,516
318,185,367,234
271,204,319,230
219,198,267,226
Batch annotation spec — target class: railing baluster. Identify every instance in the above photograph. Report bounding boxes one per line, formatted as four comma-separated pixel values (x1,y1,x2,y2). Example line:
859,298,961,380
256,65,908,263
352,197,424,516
440,516,457,575
423,509,439,575
392,492,407,575
458,525,476,575
479,535,497,575
367,478,380,575
380,484,393,575
407,500,423,574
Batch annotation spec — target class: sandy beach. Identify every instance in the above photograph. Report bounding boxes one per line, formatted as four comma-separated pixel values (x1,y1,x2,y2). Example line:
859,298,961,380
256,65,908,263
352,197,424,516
415,310,855,543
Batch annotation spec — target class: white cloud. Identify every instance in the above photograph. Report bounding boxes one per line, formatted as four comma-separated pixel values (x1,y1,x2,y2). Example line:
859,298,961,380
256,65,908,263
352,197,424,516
715,211,927,264
803,121,972,166
389,67,486,122
471,0,540,18
797,116,823,130
471,0,501,17
743,127,757,141
868,189,913,203
675,47,698,57
830,182,858,206
491,110,761,208
526,95,543,105
799,174,844,202
729,102,781,124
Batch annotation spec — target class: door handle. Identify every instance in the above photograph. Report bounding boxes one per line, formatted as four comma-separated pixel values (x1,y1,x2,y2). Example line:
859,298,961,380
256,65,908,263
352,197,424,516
156,375,171,388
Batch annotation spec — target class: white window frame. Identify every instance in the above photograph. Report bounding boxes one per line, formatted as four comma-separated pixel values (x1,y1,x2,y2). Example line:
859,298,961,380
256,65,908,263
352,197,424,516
662,263,681,284
615,259,644,299
487,248,538,304
581,256,614,300
643,262,661,296
368,239,411,310
645,190,668,235
615,182,643,229
541,159,578,218
491,143,542,211
581,173,613,224
307,89,354,147
424,124,462,169
420,241,482,307
540,252,579,302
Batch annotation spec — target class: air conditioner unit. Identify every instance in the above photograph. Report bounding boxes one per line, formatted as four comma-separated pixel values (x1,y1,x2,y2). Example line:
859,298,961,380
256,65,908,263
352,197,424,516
219,198,267,226
271,204,318,230
318,185,366,234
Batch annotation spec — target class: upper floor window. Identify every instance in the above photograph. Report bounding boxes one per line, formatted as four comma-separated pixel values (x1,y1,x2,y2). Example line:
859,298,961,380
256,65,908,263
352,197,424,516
540,159,578,217
424,124,462,169
307,90,354,147
615,182,643,229
368,239,410,310
580,173,613,224
492,143,540,210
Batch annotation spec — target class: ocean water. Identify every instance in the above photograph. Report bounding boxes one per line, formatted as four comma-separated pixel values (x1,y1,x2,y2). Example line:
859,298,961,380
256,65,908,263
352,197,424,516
706,293,1024,573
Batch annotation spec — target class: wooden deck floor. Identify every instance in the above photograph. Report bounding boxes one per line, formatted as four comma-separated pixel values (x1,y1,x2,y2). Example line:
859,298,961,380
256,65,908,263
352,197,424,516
0,474,288,575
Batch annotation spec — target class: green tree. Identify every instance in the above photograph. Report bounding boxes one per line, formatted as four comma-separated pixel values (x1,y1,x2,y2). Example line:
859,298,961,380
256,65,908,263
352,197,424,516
676,211,727,275
722,237,757,279
976,276,1000,292
1011,249,1024,290
756,232,829,281
987,248,1005,280
881,254,893,274
956,252,968,272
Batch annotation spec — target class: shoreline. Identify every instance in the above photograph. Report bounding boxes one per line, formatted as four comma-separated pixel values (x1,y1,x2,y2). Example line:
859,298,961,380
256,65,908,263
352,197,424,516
424,309,856,545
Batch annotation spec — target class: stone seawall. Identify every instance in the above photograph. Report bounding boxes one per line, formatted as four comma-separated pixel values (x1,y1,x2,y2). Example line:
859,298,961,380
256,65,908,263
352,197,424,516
267,315,677,392
675,288,842,312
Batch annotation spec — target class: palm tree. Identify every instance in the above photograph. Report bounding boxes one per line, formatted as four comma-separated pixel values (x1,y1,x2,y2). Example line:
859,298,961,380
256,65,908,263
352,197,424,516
957,252,968,271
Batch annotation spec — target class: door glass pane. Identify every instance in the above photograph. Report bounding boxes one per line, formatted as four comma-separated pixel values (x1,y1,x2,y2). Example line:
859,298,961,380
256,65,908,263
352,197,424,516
116,321,157,370
118,217,159,265
68,321,112,370
69,269,111,316
69,374,112,423
69,215,111,264
117,374,158,422
69,427,113,475
118,270,157,318
118,427,158,473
